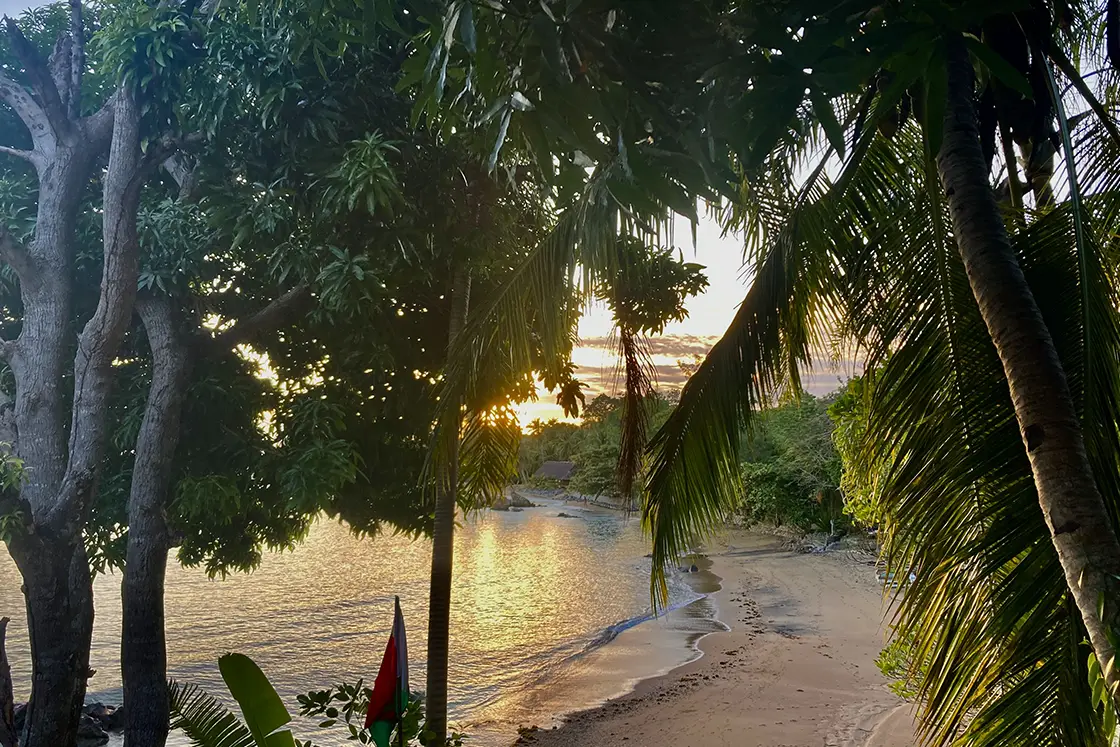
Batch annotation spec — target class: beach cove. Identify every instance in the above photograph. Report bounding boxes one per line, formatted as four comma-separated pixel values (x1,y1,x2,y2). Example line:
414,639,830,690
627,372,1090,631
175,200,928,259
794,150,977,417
521,530,918,747
1,500,916,746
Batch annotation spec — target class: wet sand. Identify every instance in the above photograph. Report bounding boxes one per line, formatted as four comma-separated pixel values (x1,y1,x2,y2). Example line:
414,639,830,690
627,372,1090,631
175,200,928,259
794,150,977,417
518,531,917,747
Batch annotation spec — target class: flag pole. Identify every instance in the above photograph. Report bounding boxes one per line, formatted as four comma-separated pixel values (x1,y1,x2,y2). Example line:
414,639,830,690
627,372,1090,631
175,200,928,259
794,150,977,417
396,596,405,747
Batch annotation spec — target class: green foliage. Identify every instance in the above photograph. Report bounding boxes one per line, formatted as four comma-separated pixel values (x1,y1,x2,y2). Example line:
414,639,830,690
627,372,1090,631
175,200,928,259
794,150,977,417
519,393,675,502
84,2,572,577
170,654,298,747
518,419,579,480
0,449,26,544
93,0,205,138
319,132,400,216
170,655,468,747
827,376,881,528
0,448,26,492
298,682,464,747
569,441,621,499
219,654,297,747
602,238,708,337
458,406,521,509
739,462,816,529
169,680,258,747
736,395,843,532
875,633,922,701
1089,648,1119,744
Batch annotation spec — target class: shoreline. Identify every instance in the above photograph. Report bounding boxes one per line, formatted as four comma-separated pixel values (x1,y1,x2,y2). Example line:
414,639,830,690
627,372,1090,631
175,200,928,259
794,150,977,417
514,531,917,747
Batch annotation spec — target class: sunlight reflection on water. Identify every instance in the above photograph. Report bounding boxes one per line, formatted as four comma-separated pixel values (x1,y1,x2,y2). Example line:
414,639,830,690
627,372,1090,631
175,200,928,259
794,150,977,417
0,499,721,746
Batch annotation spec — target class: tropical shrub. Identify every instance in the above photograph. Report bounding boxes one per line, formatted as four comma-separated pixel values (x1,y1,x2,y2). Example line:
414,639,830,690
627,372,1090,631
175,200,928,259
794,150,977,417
168,653,464,747
737,394,845,532
828,376,882,528
299,682,464,747
170,653,304,747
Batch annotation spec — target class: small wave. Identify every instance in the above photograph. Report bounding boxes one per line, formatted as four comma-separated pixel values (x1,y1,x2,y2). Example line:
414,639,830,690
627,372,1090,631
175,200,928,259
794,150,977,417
580,592,706,653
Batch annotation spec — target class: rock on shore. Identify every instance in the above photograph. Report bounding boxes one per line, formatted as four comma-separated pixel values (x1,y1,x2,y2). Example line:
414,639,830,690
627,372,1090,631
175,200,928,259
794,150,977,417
13,701,123,746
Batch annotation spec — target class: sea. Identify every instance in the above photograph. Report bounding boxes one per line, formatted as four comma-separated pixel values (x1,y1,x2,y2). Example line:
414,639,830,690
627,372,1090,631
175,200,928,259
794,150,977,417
0,497,725,746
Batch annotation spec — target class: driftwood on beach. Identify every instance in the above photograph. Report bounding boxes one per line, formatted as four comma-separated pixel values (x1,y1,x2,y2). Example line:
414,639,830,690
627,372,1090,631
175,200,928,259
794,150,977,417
0,617,17,747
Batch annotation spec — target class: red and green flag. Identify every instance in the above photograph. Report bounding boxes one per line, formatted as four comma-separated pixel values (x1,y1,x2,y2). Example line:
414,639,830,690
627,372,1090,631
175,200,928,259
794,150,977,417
365,596,409,747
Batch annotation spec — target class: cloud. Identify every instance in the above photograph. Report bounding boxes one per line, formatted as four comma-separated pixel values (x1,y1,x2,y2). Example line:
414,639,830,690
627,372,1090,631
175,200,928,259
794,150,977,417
562,334,862,400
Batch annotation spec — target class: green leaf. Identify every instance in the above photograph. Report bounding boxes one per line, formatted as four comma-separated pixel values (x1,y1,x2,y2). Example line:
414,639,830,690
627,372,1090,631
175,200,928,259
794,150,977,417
809,86,845,159
458,2,477,54
488,108,513,172
219,654,296,747
443,1,463,50
169,680,256,747
963,36,1033,100
533,13,570,81
510,91,534,111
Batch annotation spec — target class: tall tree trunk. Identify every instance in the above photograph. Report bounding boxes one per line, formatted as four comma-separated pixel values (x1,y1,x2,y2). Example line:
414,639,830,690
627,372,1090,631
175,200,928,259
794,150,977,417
938,33,1120,707
121,296,191,747
0,12,131,746
4,143,99,747
0,617,16,747
6,536,93,747
425,268,471,745
5,82,140,747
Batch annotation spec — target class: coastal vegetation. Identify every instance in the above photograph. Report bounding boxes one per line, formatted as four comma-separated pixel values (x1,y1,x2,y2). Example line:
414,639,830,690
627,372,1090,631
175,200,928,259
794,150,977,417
523,389,847,534
0,1,1119,746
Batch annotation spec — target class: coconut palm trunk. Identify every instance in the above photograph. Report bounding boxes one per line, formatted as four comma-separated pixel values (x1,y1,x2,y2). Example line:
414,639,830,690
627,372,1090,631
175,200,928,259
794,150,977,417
425,267,471,744
938,32,1120,706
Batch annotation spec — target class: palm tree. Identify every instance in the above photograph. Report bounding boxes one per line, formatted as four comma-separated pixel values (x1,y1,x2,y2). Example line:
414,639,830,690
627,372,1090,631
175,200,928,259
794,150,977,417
637,6,1120,743
415,0,1120,741
424,267,469,743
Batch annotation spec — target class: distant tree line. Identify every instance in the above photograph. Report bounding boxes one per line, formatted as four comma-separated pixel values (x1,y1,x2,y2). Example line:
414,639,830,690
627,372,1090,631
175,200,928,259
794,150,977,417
522,386,860,535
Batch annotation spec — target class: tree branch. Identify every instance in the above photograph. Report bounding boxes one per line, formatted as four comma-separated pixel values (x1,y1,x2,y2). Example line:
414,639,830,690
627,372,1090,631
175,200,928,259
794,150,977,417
202,283,312,352
0,226,36,289
67,0,83,120
3,17,71,141
0,70,50,146
80,90,115,152
0,143,39,167
162,153,198,201
47,31,71,111
140,132,203,178
50,87,142,531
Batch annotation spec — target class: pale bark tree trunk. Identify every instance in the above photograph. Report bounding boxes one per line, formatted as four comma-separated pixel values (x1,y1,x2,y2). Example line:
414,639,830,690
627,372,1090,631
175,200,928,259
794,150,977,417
938,33,1120,708
121,296,191,747
425,267,471,745
0,12,150,743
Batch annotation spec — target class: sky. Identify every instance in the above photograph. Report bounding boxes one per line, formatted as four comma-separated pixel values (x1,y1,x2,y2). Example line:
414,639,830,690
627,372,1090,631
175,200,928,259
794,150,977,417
0,0,29,15
514,217,862,426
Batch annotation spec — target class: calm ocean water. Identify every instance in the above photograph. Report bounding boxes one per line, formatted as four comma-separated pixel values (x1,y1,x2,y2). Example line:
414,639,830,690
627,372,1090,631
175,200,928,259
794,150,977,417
0,499,722,746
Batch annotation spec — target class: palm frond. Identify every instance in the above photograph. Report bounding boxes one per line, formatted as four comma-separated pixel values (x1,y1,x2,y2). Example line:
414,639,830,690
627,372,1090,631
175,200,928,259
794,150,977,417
169,680,256,747
641,184,836,600
838,123,1120,745
458,405,521,510
641,93,903,601
422,163,619,492
616,326,655,503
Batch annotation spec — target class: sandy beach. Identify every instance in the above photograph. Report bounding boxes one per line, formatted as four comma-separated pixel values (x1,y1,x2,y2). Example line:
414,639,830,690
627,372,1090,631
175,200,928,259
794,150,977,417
518,531,918,747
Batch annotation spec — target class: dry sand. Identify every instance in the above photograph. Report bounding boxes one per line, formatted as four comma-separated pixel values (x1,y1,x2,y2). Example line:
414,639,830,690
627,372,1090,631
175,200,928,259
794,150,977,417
518,531,918,747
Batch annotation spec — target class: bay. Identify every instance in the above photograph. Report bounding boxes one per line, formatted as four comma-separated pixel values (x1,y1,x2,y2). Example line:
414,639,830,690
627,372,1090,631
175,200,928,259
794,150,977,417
0,499,721,745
